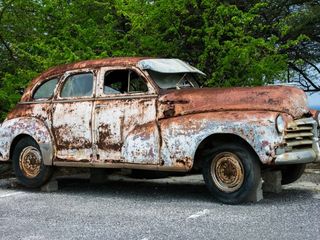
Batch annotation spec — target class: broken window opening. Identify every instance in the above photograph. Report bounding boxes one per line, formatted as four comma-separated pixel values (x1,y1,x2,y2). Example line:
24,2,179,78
103,70,148,95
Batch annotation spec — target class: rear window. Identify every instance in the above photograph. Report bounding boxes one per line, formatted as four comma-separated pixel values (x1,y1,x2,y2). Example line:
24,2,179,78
33,78,59,100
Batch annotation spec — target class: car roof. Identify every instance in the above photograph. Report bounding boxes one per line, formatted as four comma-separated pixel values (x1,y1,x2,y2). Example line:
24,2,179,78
36,57,149,81
21,57,149,102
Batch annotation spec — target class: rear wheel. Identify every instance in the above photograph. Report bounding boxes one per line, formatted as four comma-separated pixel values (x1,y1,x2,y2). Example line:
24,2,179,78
12,137,53,188
202,143,261,204
281,164,306,185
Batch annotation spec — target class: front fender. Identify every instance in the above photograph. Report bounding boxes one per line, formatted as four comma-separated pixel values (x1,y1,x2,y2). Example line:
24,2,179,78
0,117,54,165
159,111,282,168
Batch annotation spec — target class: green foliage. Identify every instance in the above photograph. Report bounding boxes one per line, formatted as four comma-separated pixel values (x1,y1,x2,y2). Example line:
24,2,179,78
0,0,317,120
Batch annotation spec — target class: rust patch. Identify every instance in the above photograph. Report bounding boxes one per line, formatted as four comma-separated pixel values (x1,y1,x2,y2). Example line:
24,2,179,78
6,103,50,122
175,157,193,169
104,159,122,163
54,157,90,162
97,123,122,151
53,124,92,150
158,86,309,119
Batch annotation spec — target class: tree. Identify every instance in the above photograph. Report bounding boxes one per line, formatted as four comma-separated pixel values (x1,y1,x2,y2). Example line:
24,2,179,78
228,0,320,91
0,0,318,120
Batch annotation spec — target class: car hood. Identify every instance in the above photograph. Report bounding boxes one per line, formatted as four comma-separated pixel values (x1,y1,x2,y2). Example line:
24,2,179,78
158,86,309,119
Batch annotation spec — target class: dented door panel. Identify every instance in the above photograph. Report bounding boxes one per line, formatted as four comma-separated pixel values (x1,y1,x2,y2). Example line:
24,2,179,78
51,70,95,162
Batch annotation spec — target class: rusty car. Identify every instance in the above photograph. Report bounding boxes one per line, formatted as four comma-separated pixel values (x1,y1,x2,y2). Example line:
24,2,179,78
0,57,319,204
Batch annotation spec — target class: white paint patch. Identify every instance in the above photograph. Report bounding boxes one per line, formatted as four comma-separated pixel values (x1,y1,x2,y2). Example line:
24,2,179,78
0,191,24,198
187,209,210,220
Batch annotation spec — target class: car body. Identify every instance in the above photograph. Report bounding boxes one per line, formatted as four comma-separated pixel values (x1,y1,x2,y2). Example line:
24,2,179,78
0,57,319,203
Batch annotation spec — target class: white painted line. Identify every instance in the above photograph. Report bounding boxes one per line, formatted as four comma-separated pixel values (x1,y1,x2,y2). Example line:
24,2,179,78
187,209,210,220
305,169,320,174
0,192,24,198
283,181,320,191
313,193,320,200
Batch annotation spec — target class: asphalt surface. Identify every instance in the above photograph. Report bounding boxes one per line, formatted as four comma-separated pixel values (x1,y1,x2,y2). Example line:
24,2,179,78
0,170,319,240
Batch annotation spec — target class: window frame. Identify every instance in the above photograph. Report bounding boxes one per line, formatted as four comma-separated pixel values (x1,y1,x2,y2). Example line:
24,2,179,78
31,76,60,101
96,66,156,98
56,69,96,100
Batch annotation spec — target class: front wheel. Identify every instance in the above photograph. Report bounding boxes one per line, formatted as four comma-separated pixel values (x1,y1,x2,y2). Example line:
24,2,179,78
12,137,53,188
202,143,261,204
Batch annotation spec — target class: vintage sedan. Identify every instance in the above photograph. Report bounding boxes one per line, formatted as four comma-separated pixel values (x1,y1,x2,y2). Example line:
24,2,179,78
0,57,319,204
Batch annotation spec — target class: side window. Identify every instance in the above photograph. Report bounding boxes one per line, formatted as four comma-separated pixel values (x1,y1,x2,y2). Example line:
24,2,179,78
33,78,58,100
103,70,148,95
129,71,148,93
61,73,93,98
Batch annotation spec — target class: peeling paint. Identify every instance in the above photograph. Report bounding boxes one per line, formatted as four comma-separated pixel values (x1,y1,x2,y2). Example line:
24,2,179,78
0,58,318,173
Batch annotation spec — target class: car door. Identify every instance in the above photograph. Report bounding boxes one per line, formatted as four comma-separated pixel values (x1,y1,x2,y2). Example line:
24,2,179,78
51,69,95,162
94,66,160,164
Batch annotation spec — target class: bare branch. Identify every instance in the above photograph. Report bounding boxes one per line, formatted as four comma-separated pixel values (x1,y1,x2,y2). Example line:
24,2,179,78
304,59,320,75
289,62,320,90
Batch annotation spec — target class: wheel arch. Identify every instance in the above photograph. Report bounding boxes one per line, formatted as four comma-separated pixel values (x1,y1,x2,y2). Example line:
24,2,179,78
10,134,33,160
3,117,55,165
193,133,261,171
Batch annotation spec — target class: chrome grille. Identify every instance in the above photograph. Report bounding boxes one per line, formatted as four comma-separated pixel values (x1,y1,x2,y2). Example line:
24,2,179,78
284,118,315,151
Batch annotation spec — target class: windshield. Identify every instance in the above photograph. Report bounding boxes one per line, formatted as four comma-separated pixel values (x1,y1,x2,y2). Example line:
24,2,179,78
148,70,204,89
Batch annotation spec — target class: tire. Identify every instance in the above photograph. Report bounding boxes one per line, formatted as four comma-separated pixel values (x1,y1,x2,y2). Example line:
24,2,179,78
202,143,261,204
12,137,53,188
281,164,306,185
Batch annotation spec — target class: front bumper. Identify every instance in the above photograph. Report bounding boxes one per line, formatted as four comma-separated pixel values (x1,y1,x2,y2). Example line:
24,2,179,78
275,149,318,165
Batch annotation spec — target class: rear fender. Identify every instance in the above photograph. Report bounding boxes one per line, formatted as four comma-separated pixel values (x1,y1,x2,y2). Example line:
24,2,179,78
0,117,54,165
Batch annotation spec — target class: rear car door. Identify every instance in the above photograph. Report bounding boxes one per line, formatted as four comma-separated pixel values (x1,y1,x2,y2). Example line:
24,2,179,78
52,69,95,162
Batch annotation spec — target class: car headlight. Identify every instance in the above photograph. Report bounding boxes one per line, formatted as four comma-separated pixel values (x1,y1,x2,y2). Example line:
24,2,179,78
276,115,285,133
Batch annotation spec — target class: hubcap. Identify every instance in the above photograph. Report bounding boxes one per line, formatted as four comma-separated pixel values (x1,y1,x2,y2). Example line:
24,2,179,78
211,152,244,193
19,146,42,178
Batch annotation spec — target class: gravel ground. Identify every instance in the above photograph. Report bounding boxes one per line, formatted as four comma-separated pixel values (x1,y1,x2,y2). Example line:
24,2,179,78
0,170,319,240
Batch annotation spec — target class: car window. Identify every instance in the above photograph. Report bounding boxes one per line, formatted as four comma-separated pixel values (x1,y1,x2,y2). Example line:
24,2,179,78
61,73,93,98
33,78,59,100
147,70,201,89
103,70,148,94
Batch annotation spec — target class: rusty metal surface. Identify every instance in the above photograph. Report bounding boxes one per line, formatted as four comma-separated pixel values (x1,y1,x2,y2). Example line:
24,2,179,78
52,101,94,162
211,152,244,193
19,146,41,178
158,86,309,119
0,117,54,164
21,57,149,102
0,57,318,173
94,97,159,164
159,111,282,166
